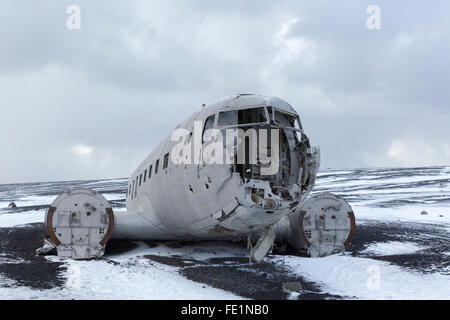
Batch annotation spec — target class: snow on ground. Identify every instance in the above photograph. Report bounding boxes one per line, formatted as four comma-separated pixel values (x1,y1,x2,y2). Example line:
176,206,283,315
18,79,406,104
0,166,449,299
352,205,449,224
0,254,27,265
315,166,450,224
274,254,450,300
0,242,242,300
0,195,56,208
0,210,45,228
360,241,424,256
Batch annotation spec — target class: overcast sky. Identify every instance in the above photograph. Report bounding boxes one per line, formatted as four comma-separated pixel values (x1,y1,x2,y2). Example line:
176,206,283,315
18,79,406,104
1,0,449,183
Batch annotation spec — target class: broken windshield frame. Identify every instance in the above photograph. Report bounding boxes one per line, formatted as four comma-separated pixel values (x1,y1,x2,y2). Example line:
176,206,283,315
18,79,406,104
267,108,303,131
216,106,269,128
269,107,304,141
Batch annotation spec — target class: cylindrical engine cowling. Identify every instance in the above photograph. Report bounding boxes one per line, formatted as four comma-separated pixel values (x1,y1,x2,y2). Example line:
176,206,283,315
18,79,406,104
45,189,114,259
274,193,355,257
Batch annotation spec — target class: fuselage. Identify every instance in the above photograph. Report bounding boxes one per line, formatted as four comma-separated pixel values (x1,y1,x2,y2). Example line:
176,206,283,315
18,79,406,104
42,94,357,261
113,94,320,241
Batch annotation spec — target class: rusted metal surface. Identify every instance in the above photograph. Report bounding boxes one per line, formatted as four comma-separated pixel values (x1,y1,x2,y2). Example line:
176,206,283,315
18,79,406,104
298,210,310,247
100,207,115,246
344,211,356,246
46,206,61,246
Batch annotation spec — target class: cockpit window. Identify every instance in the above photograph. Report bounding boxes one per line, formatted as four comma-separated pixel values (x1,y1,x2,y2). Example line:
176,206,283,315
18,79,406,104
204,115,215,131
217,107,267,127
202,115,216,143
217,110,237,127
274,110,297,127
274,110,303,141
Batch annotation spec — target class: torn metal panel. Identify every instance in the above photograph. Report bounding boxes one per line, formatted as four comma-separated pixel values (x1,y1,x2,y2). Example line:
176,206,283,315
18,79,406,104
251,227,276,263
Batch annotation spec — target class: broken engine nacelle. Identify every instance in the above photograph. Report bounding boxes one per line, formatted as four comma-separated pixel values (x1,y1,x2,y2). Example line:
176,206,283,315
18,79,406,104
44,189,114,259
274,193,355,257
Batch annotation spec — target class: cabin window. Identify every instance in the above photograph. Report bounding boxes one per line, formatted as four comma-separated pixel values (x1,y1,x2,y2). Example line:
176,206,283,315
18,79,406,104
134,177,138,198
149,165,152,179
202,115,216,143
163,153,169,169
139,174,142,186
155,159,160,174
132,180,135,199
144,170,147,182
217,107,267,127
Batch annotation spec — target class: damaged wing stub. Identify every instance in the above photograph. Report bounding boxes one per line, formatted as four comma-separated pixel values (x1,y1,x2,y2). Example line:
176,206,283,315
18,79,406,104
41,188,114,260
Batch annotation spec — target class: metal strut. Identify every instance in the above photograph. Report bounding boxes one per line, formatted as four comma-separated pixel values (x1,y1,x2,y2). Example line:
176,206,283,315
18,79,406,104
247,234,253,264
250,227,276,263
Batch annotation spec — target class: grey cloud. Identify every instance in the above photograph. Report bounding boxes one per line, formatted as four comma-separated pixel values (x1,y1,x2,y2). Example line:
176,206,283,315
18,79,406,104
0,0,449,183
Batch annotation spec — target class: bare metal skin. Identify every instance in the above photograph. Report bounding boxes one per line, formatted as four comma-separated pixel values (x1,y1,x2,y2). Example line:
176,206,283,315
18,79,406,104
42,94,355,260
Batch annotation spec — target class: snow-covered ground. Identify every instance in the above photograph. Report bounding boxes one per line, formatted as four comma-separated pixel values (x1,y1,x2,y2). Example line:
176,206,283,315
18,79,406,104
275,254,449,300
360,241,424,256
315,166,450,224
0,243,241,300
0,167,449,300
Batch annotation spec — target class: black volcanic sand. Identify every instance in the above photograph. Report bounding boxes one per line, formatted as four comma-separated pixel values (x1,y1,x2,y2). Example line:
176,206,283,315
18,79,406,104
105,239,140,255
0,219,449,298
0,223,66,290
181,258,343,300
143,254,342,300
142,219,450,299
348,219,450,274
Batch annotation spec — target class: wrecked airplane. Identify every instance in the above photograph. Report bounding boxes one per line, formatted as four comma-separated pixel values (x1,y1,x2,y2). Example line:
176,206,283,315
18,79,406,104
39,94,355,261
